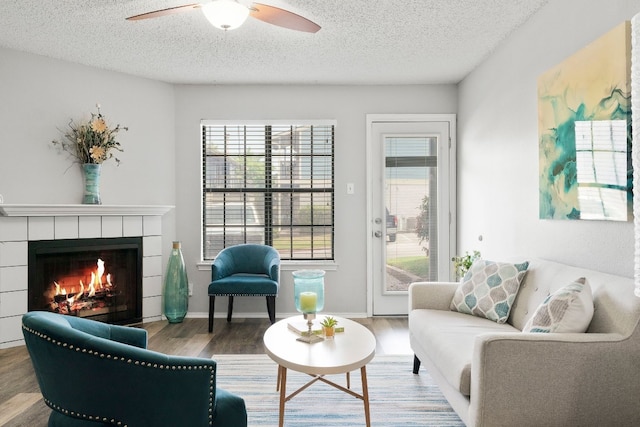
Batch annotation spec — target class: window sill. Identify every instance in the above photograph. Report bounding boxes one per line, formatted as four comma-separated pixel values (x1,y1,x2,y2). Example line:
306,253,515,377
196,260,338,271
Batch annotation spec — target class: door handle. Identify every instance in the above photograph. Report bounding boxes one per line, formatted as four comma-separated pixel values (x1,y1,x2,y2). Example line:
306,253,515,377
374,231,382,238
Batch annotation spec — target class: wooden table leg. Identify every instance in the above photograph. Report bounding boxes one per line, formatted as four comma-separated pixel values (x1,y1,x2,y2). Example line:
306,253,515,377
277,365,282,391
361,366,371,427
279,366,287,427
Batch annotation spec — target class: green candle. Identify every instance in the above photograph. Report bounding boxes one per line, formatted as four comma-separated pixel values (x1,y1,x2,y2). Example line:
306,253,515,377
299,291,317,312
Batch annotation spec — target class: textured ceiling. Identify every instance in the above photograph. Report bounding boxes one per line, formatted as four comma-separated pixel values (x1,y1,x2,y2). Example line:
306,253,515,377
0,0,549,85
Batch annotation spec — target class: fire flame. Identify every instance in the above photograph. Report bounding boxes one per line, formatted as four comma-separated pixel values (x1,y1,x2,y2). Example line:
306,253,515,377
52,258,113,297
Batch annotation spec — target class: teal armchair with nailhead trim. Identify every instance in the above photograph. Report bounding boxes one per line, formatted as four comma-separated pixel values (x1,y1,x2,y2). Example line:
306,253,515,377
22,311,247,427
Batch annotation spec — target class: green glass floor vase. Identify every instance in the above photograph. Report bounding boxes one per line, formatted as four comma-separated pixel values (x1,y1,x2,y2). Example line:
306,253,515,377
163,241,189,323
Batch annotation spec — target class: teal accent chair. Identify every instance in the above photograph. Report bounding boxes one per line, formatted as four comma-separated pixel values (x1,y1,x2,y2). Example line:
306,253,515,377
22,311,247,427
208,244,280,332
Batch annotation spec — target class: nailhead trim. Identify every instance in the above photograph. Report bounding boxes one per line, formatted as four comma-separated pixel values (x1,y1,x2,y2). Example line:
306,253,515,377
23,324,215,426
210,293,276,297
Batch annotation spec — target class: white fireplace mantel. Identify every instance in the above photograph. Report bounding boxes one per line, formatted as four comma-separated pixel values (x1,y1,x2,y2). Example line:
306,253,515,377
0,204,174,217
0,204,174,349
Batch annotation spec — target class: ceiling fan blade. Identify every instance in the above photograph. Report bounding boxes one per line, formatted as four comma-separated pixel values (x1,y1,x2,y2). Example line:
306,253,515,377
126,3,201,21
250,3,320,33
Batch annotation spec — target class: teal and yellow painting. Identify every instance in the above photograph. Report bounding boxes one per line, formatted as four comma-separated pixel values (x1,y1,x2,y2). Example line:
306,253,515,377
538,21,632,221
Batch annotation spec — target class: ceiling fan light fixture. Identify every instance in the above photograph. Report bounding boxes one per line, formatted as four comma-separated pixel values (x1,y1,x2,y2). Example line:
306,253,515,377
202,0,250,30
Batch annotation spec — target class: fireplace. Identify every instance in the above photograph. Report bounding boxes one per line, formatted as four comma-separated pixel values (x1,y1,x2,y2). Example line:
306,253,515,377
28,237,143,324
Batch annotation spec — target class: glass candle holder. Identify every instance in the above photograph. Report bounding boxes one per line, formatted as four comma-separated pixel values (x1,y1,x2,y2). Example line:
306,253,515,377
293,270,325,343
293,270,325,314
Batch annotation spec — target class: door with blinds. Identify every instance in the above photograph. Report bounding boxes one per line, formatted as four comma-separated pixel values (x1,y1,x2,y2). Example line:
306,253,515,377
367,115,455,315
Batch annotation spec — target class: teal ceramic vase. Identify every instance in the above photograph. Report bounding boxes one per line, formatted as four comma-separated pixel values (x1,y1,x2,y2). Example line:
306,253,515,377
82,163,102,205
163,241,189,323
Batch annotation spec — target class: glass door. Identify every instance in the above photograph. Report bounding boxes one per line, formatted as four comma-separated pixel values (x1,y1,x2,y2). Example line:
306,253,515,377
367,116,454,315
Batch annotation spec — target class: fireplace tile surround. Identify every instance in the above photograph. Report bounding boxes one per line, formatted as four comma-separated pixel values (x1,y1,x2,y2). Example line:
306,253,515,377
0,204,173,349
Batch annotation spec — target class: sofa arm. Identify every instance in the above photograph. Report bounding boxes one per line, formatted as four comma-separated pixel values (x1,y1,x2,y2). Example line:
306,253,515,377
64,315,148,349
211,252,231,281
264,253,280,283
470,332,640,427
108,323,148,348
408,281,458,311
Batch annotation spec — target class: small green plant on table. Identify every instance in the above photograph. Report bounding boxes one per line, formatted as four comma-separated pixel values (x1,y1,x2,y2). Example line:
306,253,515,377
321,316,338,328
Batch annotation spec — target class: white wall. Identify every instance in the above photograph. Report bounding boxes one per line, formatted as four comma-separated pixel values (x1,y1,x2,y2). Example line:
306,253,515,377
0,47,178,301
174,85,457,317
457,0,640,277
0,47,176,207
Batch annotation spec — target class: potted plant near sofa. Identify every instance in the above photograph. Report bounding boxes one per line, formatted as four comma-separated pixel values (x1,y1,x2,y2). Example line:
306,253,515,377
451,250,481,279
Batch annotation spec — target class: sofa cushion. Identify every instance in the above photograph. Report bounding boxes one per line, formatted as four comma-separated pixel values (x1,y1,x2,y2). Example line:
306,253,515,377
409,309,519,395
450,260,529,323
522,277,594,333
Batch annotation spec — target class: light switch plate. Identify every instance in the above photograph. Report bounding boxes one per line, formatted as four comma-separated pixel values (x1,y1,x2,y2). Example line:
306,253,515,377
347,183,354,194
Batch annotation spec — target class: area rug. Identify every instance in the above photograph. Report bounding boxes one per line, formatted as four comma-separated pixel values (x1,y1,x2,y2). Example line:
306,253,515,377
213,354,464,427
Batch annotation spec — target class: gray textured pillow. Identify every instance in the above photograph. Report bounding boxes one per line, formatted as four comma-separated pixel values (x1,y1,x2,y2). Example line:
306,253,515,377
523,277,594,333
450,259,529,323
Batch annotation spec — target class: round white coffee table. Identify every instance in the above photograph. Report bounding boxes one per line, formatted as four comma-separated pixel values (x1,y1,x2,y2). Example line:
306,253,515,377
263,315,376,427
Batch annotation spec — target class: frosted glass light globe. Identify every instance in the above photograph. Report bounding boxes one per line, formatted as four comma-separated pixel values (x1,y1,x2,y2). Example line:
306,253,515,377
202,0,250,31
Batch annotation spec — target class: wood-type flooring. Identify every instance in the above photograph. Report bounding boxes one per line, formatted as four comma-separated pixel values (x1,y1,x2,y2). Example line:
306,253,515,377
0,316,409,426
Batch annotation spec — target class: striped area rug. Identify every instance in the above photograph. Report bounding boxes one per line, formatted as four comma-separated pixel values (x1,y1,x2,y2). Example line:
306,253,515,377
213,354,464,427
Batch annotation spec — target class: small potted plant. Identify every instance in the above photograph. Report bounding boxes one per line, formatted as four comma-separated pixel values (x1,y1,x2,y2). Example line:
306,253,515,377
320,316,338,339
452,250,481,280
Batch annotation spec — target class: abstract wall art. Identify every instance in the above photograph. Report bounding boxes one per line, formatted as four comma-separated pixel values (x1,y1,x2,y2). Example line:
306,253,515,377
538,21,632,221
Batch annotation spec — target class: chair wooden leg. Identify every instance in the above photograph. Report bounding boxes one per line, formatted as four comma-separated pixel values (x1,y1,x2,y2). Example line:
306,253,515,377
208,296,215,333
413,354,421,374
266,296,276,324
227,296,234,322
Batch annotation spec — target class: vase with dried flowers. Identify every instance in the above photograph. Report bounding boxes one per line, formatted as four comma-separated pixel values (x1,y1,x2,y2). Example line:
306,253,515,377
52,104,127,204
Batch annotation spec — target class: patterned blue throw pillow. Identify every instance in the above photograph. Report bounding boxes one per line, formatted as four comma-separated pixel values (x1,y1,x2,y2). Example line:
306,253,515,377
450,259,529,323
523,277,593,333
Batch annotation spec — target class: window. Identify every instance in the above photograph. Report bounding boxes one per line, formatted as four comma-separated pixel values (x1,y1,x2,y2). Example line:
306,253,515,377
385,135,438,283
202,121,335,261
575,120,629,220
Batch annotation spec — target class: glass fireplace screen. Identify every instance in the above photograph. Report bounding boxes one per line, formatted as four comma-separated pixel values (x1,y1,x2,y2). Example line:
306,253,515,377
28,237,142,325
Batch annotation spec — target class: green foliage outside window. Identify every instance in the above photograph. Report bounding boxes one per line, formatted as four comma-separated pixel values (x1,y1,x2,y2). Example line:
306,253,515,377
415,195,429,255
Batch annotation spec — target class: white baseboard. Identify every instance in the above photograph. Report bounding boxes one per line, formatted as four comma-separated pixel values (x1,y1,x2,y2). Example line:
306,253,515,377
185,311,369,319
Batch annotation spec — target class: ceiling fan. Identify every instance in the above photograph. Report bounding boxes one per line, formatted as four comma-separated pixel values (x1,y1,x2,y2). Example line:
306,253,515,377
126,0,321,33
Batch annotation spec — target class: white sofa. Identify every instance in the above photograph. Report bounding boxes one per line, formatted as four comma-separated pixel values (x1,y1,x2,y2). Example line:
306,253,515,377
408,258,640,427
